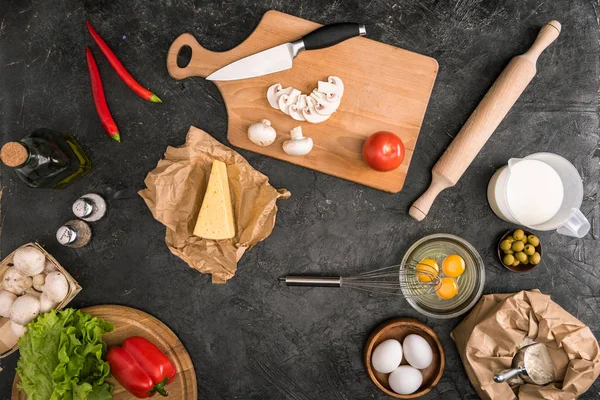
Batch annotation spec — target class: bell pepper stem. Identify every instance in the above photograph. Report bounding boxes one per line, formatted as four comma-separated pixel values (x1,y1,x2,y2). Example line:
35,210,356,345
150,378,169,397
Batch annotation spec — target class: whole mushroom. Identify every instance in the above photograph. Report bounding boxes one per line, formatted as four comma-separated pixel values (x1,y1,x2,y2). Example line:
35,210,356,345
44,272,69,303
283,127,313,156
10,294,40,325
13,246,45,276
0,290,17,318
10,321,27,339
247,119,277,147
3,268,33,295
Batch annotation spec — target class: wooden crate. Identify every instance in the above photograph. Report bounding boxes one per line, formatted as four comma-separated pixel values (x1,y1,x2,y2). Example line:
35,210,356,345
0,243,81,358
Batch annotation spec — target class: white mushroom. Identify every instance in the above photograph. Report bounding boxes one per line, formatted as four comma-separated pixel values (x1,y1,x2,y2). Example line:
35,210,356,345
44,260,57,273
13,246,45,276
266,85,292,110
24,287,41,298
289,95,307,121
302,97,330,124
277,88,301,115
318,76,344,97
44,272,69,303
3,268,33,295
11,321,27,339
10,294,40,325
283,126,313,156
247,119,277,146
39,292,58,313
32,274,46,292
310,90,341,115
0,290,17,318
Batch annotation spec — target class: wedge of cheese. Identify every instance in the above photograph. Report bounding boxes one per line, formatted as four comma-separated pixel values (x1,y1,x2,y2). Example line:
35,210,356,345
193,160,235,240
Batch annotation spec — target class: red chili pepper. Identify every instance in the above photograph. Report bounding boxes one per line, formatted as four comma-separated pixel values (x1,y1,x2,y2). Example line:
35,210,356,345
86,20,162,103
86,47,120,142
107,336,176,398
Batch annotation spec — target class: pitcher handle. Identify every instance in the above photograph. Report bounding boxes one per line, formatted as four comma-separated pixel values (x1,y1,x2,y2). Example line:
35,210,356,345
556,209,590,238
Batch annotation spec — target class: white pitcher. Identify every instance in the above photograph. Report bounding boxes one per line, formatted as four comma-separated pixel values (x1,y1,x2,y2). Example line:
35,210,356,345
487,152,590,238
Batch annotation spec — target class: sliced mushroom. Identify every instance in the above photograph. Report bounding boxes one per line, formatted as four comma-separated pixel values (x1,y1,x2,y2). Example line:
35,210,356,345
289,95,307,121
318,76,344,97
310,90,341,116
266,85,293,110
277,88,301,115
302,97,330,124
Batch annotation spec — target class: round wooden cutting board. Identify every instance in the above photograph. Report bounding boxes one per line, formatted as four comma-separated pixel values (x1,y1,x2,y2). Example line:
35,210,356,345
12,305,197,399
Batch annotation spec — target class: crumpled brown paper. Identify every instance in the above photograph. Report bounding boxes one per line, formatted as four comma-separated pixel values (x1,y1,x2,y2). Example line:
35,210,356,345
451,290,600,400
139,126,290,284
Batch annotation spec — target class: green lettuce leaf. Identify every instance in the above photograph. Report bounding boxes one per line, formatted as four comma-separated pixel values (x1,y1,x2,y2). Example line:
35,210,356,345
16,308,114,400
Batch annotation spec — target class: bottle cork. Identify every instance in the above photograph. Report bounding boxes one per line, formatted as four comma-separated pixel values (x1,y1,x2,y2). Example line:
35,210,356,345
0,142,28,167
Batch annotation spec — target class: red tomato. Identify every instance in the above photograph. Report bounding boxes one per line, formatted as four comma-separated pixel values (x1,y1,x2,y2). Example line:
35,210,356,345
362,132,405,172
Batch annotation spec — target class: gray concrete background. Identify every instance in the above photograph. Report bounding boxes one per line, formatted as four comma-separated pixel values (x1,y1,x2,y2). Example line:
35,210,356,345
0,0,598,398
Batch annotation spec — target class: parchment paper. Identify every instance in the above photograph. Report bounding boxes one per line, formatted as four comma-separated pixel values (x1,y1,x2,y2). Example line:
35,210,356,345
139,126,290,284
451,290,600,399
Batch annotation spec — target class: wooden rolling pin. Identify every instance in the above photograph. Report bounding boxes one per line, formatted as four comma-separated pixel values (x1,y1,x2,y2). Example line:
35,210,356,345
409,21,561,221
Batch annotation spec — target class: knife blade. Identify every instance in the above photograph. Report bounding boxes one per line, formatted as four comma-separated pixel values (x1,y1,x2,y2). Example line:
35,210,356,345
206,22,366,81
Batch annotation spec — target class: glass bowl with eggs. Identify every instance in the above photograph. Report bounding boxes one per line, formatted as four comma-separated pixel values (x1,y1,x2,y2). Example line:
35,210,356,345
400,233,485,319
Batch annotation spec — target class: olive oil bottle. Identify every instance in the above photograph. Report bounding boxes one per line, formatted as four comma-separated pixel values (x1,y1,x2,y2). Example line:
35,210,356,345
0,128,92,188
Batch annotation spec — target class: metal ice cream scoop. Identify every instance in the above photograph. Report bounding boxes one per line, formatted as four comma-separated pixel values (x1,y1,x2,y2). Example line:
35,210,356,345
494,343,556,385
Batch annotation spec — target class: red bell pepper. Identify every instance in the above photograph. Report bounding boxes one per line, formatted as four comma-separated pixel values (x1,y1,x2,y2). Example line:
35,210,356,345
107,336,176,398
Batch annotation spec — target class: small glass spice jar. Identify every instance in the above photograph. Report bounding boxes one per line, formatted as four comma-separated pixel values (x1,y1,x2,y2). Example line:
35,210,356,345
72,193,107,222
56,220,92,248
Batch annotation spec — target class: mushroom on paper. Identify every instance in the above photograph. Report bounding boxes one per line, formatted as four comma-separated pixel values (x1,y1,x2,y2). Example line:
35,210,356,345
283,126,313,156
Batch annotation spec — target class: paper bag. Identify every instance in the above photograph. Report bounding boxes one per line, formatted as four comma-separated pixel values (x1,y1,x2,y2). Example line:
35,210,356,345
139,126,290,283
451,290,600,399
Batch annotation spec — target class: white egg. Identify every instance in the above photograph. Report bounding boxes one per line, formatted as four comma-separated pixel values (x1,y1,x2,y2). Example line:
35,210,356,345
403,334,433,369
389,365,423,395
371,339,402,374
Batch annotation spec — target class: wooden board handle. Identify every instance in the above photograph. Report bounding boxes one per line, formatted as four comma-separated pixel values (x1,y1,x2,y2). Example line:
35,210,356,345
409,21,560,221
167,33,221,80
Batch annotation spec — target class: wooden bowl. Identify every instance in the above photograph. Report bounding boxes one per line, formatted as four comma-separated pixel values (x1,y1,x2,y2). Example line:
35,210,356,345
497,230,542,272
364,318,445,399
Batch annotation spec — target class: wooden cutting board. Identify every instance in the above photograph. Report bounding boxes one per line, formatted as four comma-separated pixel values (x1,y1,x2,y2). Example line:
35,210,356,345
167,10,438,193
12,305,197,400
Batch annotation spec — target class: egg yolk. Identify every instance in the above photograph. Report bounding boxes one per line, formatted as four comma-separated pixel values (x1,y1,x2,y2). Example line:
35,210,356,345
442,254,466,278
416,258,439,282
436,277,458,299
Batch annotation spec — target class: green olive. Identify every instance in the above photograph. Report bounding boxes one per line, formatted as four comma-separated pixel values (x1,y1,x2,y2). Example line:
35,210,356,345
515,252,528,263
530,252,541,265
521,257,529,265
506,236,515,244
503,254,515,266
513,229,525,240
504,249,514,255
511,241,525,252
500,240,512,251
524,244,535,256
527,235,540,247
511,260,520,267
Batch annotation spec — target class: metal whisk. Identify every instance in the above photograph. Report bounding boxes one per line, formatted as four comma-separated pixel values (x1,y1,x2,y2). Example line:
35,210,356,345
279,261,441,298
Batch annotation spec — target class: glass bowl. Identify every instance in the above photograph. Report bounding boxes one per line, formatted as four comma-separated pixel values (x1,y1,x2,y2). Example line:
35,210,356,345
400,233,485,319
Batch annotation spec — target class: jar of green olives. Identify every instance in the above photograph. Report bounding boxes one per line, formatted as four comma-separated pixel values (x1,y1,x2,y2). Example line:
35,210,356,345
498,229,542,272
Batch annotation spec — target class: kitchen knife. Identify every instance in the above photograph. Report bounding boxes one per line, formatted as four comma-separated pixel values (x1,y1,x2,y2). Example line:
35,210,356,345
206,22,366,81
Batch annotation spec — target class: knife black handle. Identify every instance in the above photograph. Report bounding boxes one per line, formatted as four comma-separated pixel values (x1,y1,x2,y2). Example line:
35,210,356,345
301,23,366,51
